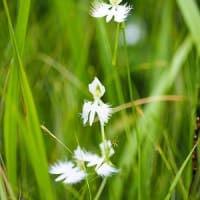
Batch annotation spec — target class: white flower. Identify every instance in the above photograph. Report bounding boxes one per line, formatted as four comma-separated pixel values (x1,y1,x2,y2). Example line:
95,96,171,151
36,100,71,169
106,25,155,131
90,0,132,23
95,162,118,176
49,161,87,184
100,140,115,158
89,77,105,99
82,100,112,126
82,77,112,126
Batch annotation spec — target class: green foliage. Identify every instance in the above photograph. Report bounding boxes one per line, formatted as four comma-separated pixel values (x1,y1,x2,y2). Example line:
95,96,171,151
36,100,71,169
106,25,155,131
0,0,200,199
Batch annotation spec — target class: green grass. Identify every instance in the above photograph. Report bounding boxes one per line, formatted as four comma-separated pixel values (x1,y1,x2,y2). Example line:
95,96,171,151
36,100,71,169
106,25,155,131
0,0,200,199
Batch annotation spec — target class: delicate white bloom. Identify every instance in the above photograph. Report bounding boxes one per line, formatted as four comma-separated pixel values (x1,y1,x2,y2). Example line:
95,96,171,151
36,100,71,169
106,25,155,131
63,167,87,184
89,77,105,99
49,161,87,184
91,0,132,23
73,146,103,167
82,100,112,126
82,77,112,126
87,155,104,167
100,140,115,158
73,146,87,161
95,162,118,176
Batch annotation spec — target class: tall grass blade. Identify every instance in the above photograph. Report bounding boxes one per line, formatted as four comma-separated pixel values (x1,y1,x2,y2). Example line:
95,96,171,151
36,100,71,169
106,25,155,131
176,0,200,55
0,175,8,200
164,141,199,200
3,0,54,199
3,0,30,191
3,63,19,190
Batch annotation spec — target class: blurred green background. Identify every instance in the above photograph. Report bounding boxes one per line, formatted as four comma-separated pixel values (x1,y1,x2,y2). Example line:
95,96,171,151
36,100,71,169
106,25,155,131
0,0,200,199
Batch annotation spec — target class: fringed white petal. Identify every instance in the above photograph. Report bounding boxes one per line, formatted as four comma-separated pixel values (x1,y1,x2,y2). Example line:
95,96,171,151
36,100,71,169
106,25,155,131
114,4,132,22
49,161,87,184
95,163,118,177
63,168,87,184
82,100,112,126
90,1,111,18
49,161,74,175
82,101,93,125
90,0,132,23
96,103,112,126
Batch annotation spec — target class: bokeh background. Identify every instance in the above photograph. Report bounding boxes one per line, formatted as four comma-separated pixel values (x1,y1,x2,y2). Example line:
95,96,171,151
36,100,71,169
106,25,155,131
0,0,200,199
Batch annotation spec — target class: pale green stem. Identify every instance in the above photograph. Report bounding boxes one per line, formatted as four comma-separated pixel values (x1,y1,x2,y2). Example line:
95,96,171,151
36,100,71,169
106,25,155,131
94,177,108,200
112,23,132,142
112,23,120,66
100,124,106,143
101,124,110,160
85,177,92,200
112,23,124,104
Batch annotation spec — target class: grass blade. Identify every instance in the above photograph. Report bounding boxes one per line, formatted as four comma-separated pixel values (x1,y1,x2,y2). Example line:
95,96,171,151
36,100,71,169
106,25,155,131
164,141,199,200
3,0,55,199
176,0,200,55
3,0,30,191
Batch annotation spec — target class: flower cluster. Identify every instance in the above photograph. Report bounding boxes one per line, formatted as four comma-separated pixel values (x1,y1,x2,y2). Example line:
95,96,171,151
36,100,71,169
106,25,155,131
50,77,118,185
82,77,112,126
90,0,132,23
49,140,118,184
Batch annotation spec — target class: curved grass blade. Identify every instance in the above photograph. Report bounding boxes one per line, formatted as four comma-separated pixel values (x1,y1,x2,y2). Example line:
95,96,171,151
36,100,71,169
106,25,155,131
3,0,55,199
176,0,200,55
164,141,199,200
3,0,30,191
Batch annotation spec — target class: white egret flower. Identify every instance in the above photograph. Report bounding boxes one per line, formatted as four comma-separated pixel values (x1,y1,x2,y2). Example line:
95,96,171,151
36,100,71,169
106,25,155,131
96,140,118,176
73,141,118,177
73,146,103,167
49,161,87,184
82,100,112,126
82,77,112,126
91,0,132,23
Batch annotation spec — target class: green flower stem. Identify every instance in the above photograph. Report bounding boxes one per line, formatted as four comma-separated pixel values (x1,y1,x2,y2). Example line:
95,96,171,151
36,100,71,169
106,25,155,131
94,177,108,200
112,23,120,66
100,124,109,159
112,23,124,104
100,124,106,143
111,23,132,142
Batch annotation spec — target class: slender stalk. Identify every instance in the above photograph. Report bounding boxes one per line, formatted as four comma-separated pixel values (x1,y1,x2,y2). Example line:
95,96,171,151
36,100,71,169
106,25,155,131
112,23,120,66
94,177,107,200
100,124,110,160
100,124,106,143
111,23,132,142
85,177,92,200
41,125,72,154
112,23,124,104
